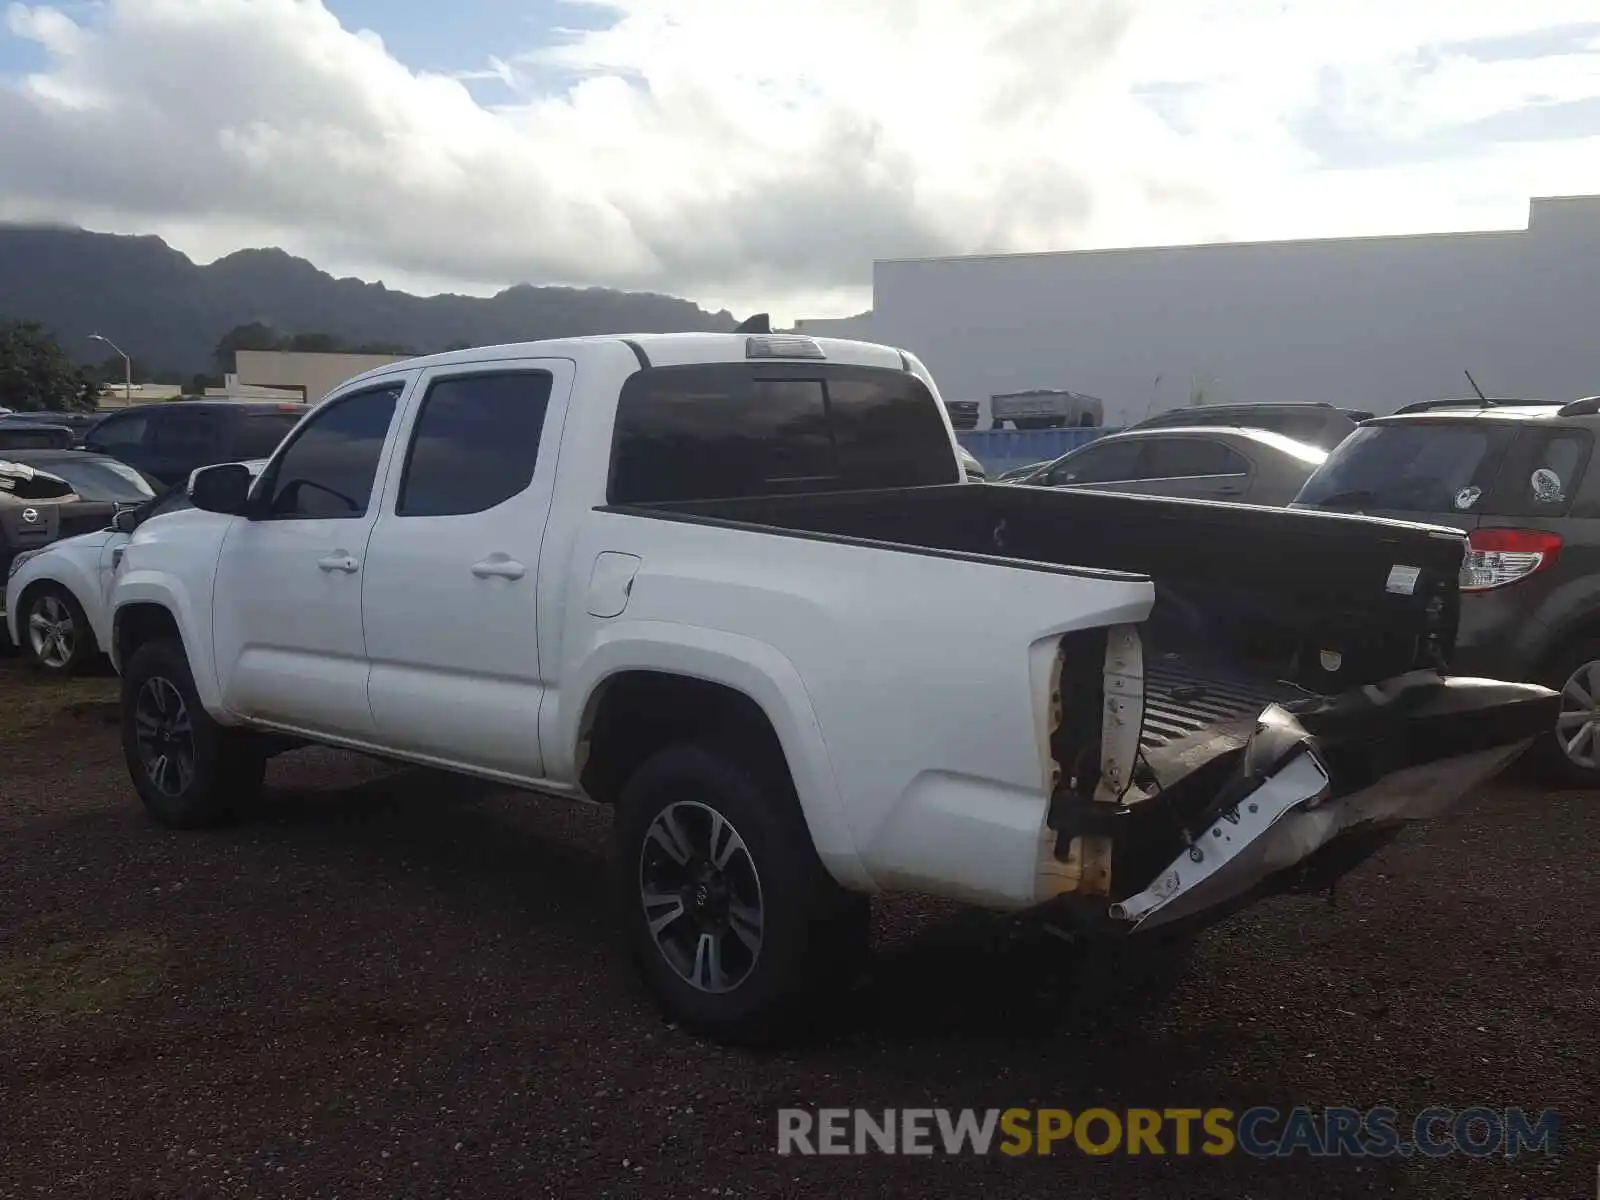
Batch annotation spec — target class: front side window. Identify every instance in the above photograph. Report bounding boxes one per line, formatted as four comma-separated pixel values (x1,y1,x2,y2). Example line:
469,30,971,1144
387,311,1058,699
86,413,148,453
261,385,400,519
1044,440,1143,486
398,372,553,517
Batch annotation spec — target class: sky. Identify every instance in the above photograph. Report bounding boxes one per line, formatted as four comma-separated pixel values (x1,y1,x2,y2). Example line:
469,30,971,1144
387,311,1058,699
1,1,1599,322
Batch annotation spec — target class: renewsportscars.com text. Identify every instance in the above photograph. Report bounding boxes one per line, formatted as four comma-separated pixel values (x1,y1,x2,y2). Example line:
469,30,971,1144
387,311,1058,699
775,1106,1559,1158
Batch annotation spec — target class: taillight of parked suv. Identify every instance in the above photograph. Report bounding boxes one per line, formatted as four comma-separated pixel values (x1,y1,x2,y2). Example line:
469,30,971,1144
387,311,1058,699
1460,528,1563,591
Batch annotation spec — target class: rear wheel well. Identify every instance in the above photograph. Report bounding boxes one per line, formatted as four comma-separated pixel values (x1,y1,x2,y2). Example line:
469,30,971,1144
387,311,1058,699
579,672,791,807
115,603,182,669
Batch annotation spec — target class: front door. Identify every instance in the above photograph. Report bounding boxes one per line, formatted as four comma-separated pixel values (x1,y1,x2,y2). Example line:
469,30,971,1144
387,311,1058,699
361,360,571,780
211,380,407,739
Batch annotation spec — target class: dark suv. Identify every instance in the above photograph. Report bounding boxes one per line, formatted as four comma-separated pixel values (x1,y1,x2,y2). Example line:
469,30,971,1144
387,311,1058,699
1294,398,1600,783
84,401,306,488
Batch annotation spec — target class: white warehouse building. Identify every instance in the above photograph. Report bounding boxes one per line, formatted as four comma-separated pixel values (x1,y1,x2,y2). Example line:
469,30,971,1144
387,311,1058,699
796,194,1600,428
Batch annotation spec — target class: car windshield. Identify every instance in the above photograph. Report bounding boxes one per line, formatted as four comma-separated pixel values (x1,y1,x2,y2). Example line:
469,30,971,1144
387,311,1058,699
1296,423,1505,513
0,460,75,501
38,457,156,503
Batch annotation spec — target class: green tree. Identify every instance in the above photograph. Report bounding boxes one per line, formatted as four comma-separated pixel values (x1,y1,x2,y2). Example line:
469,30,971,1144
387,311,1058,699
352,340,417,356
95,353,154,386
287,330,345,353
0,320,100,412
212,322,285,374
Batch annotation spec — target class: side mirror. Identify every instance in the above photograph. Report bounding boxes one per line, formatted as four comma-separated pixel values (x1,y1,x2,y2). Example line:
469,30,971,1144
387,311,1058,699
189,463,254,516
111,507,140,533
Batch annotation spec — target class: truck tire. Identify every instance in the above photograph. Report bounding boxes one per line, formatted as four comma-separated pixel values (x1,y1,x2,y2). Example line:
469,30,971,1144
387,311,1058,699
614,742,869,1042
21,583,97,674
120,637,266,828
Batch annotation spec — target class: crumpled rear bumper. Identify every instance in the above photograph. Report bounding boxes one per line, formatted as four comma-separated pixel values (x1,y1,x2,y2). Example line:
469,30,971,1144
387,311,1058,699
1101,673,1559,933
1111,742,1523,930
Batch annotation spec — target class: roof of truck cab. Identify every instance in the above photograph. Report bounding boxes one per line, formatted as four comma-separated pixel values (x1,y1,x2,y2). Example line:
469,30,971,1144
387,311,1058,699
337,332,911,388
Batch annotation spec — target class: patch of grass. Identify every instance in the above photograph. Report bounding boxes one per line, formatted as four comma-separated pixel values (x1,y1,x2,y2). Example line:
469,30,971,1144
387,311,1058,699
0,655,118,743
0,929,167,1018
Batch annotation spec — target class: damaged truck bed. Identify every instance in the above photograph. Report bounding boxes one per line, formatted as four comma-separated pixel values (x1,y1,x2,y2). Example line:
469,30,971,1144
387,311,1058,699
613,482,1559,934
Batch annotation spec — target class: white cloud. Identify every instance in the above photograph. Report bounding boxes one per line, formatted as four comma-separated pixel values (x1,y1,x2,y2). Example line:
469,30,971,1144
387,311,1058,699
1,0,1599,319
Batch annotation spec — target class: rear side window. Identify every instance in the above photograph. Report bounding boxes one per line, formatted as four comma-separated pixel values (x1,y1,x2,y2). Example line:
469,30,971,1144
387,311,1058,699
1487,428,1592,517
609,364,957,504
1139,437,1249,478
1297,423,1510,514
398,372,552,517
231,413,302,460
1043,440,1143,485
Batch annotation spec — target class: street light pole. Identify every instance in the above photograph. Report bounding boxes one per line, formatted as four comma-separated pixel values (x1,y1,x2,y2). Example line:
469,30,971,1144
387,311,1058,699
88,333,131,405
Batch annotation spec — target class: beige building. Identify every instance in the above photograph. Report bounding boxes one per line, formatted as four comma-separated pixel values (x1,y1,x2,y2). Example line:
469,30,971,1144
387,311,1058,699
204,375,306,403
235,350,413,405
799,192,1600,425
97,383,184,409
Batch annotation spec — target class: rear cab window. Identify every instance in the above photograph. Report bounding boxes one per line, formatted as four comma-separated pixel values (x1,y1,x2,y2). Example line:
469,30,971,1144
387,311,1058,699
608,363,958,504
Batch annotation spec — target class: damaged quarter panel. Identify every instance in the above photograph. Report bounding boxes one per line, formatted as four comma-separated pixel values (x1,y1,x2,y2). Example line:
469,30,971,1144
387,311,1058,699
561,506,1155,908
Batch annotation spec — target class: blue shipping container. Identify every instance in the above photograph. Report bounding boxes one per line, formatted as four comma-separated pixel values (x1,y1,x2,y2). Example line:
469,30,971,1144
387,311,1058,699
956,427,1112,478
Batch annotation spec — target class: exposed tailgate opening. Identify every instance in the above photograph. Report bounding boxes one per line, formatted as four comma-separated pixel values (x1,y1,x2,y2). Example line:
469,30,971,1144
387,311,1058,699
616,483,1558,927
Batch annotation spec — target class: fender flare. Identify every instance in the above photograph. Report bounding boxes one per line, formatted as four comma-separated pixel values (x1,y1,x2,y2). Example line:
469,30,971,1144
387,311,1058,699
109,572,225,714
549,619,871,890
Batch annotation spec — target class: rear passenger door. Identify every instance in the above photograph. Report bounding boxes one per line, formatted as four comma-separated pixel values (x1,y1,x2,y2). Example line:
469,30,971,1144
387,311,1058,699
1132,436,1252,500
361,359,573,780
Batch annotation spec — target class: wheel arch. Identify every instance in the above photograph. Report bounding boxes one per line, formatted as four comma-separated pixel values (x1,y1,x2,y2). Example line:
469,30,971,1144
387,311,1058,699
557,627,869,891
109,578,225,714
13,576,98,657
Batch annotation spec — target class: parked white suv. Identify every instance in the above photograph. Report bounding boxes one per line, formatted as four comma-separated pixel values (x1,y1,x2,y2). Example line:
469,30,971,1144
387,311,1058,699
107,333,1556,1038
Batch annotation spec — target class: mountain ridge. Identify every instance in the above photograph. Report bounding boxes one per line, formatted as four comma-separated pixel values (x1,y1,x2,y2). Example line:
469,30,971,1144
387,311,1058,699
0,224,739,374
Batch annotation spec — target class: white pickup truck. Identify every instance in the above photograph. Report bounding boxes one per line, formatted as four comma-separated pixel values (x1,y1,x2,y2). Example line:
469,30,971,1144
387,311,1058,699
108,332,1556,1037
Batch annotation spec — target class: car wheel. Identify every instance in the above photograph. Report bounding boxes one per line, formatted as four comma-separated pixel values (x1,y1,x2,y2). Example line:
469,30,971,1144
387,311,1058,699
1533,640,1600,787
23,584,97,674
614,742,868,1042
120,637,266,828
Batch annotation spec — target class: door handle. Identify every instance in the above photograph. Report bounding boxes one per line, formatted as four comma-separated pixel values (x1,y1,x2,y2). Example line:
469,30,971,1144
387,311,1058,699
317,553,360,573
471,556,527,580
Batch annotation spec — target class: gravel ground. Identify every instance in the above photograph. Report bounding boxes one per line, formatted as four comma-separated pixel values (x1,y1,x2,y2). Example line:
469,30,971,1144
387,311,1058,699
0,655,1595,1199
